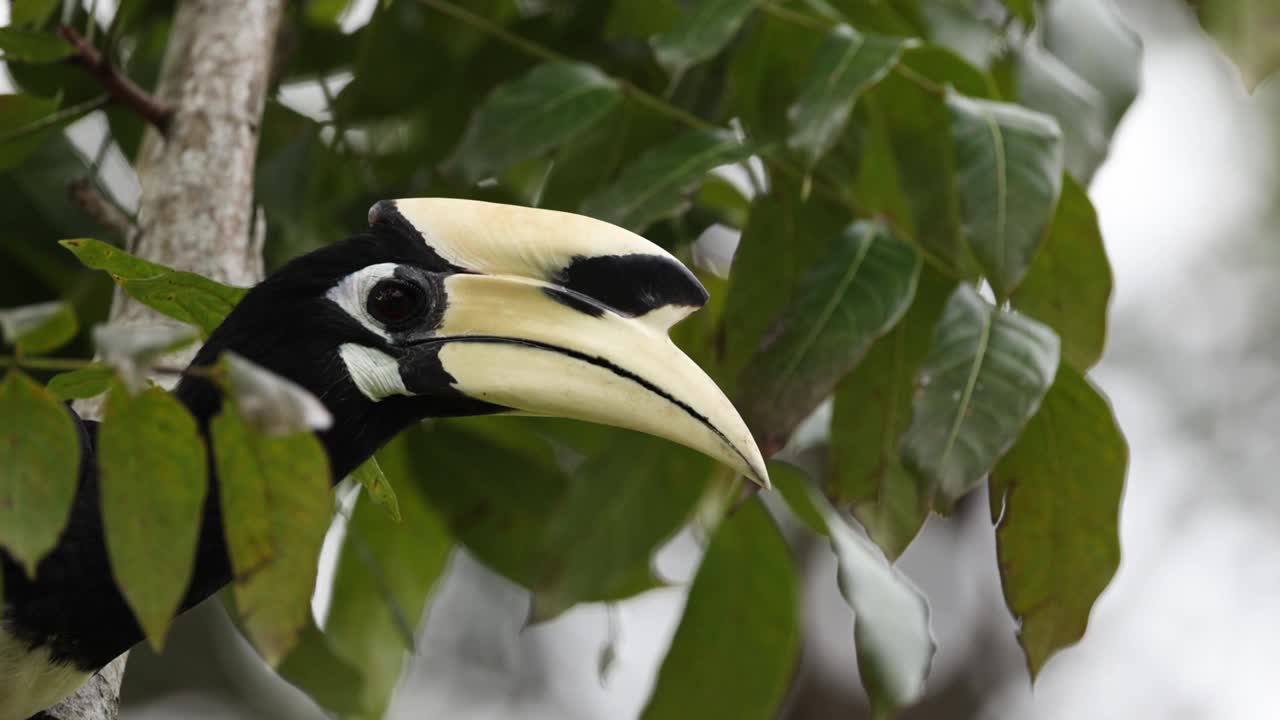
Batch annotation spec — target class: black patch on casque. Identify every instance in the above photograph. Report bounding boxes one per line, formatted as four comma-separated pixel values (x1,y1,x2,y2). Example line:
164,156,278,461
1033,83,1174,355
368,199,468,274
541,286,606,318
554,254,709,318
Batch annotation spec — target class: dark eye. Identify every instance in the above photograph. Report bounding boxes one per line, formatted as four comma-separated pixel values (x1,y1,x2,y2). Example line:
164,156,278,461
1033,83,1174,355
367,279,424,326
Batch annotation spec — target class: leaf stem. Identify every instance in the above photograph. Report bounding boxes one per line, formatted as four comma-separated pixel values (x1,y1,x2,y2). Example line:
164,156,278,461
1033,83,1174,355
758,2,835,32
0,94,110,145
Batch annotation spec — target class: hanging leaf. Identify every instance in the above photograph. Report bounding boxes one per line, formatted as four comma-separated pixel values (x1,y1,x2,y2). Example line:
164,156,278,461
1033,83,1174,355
641,499,798,720
0,370,80,576
1011,175,1112,370
0,300,77,355
719,188,846,384
1013,41,1110,183
823,501,935,716
276,621,367,717
99,385,208,650
828,269,952,559
900,285,1059,509
61,238,248,336
651,0,759,81
581,128,756,233
211,398,332,666
0,28,74,63
452,62,621,183
770,462,829,537
1195,0,1280,91
737,221,920,455
47,364,116,400
947,91,1064,300
991,366,1125,679
0,93,60,171
222,352,333,435
323,433,452,718
788,26,908,171
349,457,401,523
9,0,61,27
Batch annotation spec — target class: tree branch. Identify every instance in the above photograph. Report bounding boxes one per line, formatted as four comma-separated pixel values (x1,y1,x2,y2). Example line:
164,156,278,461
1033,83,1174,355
56,24,174,133
47,1,285,718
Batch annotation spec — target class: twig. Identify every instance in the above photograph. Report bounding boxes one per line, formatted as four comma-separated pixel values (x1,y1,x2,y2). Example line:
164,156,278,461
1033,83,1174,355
0,94,109,144
57,24,174,133
68,177,136,240
0,354,217,380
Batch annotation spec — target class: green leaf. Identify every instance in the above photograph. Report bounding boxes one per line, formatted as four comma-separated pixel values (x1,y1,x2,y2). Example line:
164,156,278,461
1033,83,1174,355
900,286,1060,509
991,366,1125,679
1000,0,1036,25
1011,175,1111,370
788,25,907,171
452,62,621,183
770,462,828,537
9,0,61,27
828,269,952,559
46,364,116,401
641,499,798,720
823,501,934,715
99,385,208,650
211,399,332,666
0,300,77,354
276,621,367,717
0,93,60,171
323,433,452,718
92,322,198,391
581,128,756,233
737,221,920,455
349,457,401,523
725,6,823,141
947,90,1063,300
1196,0,1280,91
1013,41,1109,183
0,28,73,63
60,238,248,336
651,0,759,80
720,188,847,384
0,370,80,576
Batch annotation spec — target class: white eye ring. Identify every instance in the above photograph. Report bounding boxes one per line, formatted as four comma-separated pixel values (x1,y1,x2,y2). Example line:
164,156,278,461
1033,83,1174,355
326,263,401,339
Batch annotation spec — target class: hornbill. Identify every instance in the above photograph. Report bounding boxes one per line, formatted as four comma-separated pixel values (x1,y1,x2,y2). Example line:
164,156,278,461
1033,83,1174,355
0,199,768,720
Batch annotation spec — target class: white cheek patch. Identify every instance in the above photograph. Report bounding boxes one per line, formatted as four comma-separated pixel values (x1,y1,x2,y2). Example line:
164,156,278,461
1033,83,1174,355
338,344,411,401
325,262,401,340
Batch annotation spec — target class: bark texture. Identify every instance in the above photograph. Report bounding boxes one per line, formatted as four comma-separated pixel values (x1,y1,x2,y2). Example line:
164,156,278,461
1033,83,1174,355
50,0,284,717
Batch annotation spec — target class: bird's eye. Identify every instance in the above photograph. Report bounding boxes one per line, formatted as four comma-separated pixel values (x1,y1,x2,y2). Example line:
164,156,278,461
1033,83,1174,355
367,279,424,326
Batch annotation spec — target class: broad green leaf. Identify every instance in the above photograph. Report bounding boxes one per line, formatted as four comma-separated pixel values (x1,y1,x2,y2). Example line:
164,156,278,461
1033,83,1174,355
47,364,115,400
452,62,621,183
0,300,76,354
1013,41,1109,183
9,0,61,26
0,370,79,576
212,400,332,666
61,238,248,336
581,128,756,233
900,286,1059,509
641,499,798,720
823,501,935,716
0,28,73,63
720,188,846,383
1011,176,1111,370
99,385,208,650
725,6,823,141
828,269,952,559
304,0,350,26
788,25,907,170
532,431,710,619
0,93,59,171
349,457,401,523
1000,0,1036,25
770,462,828,537
1044,0,1140,131
991,366,1125,678
323,433,452,718
737,221,920,455
947,90,1063,300
1196,0,1280,91
651,0,759,80
277,621,367,717
539,103,674,214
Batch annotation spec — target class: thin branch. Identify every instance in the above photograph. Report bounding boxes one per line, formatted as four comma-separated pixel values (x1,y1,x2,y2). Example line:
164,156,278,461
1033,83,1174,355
0,94,109,144
0,354,217,379
57,24,174,132
67,177,137,240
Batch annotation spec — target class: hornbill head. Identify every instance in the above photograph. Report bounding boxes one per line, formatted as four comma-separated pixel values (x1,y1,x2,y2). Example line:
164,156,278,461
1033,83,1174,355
180,199,768,487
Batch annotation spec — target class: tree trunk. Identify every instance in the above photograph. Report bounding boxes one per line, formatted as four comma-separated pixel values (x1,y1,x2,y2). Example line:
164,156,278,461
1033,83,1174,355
48,0,283,717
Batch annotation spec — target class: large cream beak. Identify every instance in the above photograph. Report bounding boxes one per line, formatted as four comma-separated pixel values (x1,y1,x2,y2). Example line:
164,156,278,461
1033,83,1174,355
374,198,769,488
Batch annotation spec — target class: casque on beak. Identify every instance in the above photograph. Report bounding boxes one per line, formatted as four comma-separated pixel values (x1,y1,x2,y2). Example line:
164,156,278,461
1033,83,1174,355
372,198,770,488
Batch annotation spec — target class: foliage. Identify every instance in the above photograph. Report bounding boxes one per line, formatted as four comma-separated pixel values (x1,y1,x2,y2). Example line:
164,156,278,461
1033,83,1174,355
0,0,1145,716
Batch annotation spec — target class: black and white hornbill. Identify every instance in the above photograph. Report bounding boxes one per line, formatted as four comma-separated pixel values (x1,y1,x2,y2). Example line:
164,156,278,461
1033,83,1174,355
0,199,768,719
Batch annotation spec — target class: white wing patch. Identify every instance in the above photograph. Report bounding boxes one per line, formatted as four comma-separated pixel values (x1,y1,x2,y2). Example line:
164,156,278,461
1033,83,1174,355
0,623,90,720
338,344,410,401
325,262,401,340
